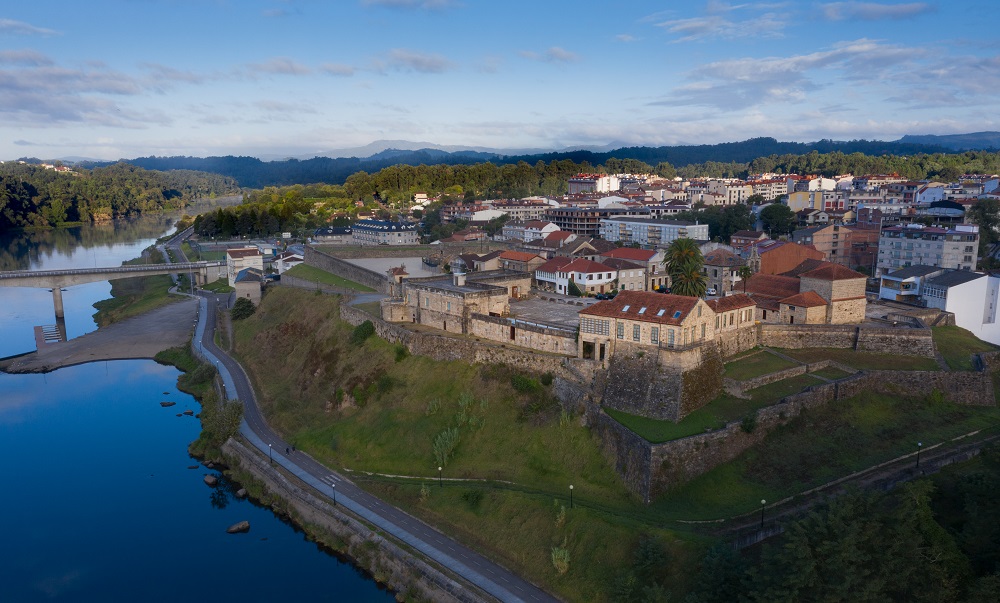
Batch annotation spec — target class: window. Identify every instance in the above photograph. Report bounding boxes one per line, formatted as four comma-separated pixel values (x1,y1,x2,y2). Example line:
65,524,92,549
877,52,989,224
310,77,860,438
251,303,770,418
715,316,720,329
701,323,706,339
622,305,631,312
639,307,647,314
580,317,609,335
672,310,682,319
651,327,659,344
697,306,702,317
633,324,640,341
425,296,429,308
657,309,666,317
667,329,675,346
617,322,624,339
447,301,451,312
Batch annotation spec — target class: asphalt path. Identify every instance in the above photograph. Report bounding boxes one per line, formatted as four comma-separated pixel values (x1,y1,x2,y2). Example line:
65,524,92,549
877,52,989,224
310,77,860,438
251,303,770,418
191,292,557,603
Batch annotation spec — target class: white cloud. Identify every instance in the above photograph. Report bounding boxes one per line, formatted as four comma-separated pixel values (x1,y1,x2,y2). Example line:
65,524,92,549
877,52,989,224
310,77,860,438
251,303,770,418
519,47,579,63
821,2,935,21
361,0,459,10
0,18,58,36
0,49,53,66
656,2,789,41
320,63,355,76
245,57,312,75
381,48,454,73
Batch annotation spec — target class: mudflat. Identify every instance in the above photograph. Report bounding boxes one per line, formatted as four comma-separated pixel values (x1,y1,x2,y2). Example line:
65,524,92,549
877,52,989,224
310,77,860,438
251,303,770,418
0,298,197,373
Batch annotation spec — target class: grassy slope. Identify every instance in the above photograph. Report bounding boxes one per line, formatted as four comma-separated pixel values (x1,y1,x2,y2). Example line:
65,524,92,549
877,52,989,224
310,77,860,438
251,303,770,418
932,325,998,370
781,347,941,371
724,350,798,381
231,287,695,601
284,264,375,292
92,247,180,326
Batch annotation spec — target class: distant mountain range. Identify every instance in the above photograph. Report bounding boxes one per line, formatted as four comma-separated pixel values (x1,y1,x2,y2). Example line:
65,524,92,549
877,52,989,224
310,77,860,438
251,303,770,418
56,132,1000,189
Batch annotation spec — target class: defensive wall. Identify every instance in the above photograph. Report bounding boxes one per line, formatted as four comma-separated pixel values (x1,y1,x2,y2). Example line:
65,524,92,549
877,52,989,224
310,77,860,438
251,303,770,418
759,323,935,357
312,241,510,260
467,313,577,356
592,367,996,502
279,274,370,296
305,246,395,295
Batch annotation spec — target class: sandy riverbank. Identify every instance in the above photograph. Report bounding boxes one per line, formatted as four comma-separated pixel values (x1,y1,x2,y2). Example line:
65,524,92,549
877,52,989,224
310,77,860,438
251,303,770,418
0,298,197,373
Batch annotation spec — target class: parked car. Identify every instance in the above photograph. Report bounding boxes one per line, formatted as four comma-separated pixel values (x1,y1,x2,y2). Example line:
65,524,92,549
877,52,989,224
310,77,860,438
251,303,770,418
706,287,717,296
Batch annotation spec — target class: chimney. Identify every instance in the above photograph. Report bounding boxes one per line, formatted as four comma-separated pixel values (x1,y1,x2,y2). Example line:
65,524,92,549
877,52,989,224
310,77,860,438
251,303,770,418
453,270,466,287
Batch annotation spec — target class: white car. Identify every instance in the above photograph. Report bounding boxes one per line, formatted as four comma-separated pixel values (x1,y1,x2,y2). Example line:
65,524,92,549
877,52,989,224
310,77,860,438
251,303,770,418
706,287,717,296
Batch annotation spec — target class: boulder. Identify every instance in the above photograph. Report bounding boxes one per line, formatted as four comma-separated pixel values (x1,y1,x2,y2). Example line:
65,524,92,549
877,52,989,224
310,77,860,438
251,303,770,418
203,475,218,486
182,409,194,416
187,465,199,470
159,401,176,407
227,521,250,534
235,488,247,499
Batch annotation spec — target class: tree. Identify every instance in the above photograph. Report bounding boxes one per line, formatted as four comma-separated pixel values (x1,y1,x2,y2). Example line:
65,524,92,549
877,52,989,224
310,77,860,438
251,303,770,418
663,238,707,297
231,297,256,320
760,203,796,237
967,198,1000,263
737,264,754,293
747,193,766,205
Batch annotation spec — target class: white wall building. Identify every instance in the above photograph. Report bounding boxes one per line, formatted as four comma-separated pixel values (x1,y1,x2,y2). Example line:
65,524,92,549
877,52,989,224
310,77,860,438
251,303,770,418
599,217,710,247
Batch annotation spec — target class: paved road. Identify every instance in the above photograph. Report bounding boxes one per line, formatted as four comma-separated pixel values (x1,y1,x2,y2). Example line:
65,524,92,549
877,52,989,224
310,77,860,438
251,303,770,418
192,293,557,603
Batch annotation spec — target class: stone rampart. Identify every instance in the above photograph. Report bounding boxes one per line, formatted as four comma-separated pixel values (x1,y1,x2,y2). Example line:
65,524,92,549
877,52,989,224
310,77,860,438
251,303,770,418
589,410,654,502
312,241,510,260
759,323,935,358
467,314,577,356
715,326,759,358
855,327,935,357
305,246,393,294
279,274,365,296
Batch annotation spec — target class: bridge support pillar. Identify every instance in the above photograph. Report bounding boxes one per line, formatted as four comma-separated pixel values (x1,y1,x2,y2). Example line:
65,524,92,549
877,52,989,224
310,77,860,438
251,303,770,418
52,287,65,320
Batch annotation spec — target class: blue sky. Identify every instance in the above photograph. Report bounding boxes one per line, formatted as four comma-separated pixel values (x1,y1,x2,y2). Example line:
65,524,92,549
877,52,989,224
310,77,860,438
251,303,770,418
2,1,998,160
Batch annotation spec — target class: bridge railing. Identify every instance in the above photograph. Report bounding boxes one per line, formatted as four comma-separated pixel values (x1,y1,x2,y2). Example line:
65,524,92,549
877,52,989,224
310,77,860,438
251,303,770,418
0,261,225,280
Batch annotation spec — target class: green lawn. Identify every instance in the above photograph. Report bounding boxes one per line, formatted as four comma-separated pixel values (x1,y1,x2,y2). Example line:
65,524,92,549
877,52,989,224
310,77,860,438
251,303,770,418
724,350,799,381
932,325,998,370
92,247,180,326
780,347,940,371
183,242,226,261
201,278,235,293
353,301,382,316
284,264,375,292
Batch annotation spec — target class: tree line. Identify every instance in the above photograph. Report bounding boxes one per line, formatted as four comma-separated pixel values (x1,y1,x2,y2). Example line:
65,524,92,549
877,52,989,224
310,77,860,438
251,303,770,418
0,162,237,231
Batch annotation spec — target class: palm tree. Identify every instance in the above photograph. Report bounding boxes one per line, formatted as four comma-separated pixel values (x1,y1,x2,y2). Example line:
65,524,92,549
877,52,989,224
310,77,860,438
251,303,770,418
670,265,708,298
736,264,754,294
663,238,706,297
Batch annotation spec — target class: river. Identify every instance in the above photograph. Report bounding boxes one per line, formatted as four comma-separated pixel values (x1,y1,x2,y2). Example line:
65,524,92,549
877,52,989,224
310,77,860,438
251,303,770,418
0,214,393,601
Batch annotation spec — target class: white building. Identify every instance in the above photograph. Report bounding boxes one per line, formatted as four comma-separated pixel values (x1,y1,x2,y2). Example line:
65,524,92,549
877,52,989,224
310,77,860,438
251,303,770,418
599,217,709,247
352,219,420,246
876,223,979,276
226,247,264,287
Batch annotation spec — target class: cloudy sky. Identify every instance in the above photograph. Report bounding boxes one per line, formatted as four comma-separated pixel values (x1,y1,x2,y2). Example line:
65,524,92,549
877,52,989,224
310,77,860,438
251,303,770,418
2,1,998,160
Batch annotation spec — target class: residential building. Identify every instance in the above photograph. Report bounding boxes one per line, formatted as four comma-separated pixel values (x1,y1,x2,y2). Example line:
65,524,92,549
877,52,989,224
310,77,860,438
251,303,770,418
274,251,304,274
599,217,709,247
568,173,620,194
601,247,668,291
312,226,352,244
489,199,552,222
601,258,647,291
730,230,768,252
352,219,420,246
544,207,648,236
534,257,572,291
234,267,264,304
706,294,758,333
792,224,853,266
498,250,546,273
226,247,264,287
748,240,825,276
554,258,617,295
743,260,867,324
702,249,747,295
875,223,979,276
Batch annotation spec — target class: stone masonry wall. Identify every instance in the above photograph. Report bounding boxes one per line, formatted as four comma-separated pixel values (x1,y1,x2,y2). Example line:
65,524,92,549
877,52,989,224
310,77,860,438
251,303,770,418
715,326,759,358
305,246,393,294
759,323,935,358
855,327,935,357
467,314,577,356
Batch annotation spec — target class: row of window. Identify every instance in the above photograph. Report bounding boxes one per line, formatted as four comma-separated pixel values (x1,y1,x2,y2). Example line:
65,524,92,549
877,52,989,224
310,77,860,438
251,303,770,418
612,321,706,345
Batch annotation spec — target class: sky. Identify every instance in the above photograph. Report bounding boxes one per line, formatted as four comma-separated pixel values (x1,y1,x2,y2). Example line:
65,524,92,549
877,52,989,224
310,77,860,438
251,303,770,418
2,0,999,161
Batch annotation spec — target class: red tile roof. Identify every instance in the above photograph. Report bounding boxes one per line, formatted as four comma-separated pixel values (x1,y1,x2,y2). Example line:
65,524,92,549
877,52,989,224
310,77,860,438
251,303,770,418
600,248,656,262
798,264,867,281
743,274,801,299
562,258,611,274
500,251,540,262
579,290,700,326
703,249,745,267
536,257,572,273
780,291,828,307
705,294,756,313
545,231,575,241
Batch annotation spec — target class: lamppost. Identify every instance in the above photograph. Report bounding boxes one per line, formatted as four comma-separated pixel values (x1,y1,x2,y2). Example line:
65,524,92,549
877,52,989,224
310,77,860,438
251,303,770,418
268,443,272,464
438,466,443,488
759,499,766,530
916,442,923,469
332,483,337,506
569,484,574,509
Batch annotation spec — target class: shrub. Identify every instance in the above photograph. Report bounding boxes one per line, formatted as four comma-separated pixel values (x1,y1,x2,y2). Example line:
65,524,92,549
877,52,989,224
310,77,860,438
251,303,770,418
567,280,583,297
350,320,376,346
540,372,554,386
231,297,256,320
740,414,758,433
432,427,461,467
394,344,409,362
461,489,484,510
551,540,571,575
512,374,541,393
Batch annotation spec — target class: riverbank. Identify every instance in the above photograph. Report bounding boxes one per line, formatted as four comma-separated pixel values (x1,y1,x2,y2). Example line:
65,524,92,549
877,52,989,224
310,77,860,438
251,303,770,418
0,298,196,373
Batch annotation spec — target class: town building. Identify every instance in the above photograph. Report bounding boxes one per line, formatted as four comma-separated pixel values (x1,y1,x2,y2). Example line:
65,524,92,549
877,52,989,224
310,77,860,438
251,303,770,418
544,207,648,237
599,217,709,247
351,219,420,246
568,173,620,194
743,260,867,324
702,249,747,295
501,220,560,242
234,267,264,304
791,224,853,266
875,223,979,276
313,226,352,244
274,251,304,274
600,247,668,291
498,250,546,273
748,240,825,276
226,247,264,287
730,230,768,252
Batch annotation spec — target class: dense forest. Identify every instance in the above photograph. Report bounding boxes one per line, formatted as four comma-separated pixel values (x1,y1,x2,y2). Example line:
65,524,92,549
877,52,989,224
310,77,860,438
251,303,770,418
0,162,238,231
87,136,997,189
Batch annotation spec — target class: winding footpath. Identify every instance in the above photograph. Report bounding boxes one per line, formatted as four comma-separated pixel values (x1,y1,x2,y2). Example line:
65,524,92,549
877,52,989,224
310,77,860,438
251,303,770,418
190,294,556,603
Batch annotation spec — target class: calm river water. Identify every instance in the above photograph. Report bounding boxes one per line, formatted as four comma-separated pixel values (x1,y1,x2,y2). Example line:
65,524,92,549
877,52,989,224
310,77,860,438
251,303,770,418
0,215,392,601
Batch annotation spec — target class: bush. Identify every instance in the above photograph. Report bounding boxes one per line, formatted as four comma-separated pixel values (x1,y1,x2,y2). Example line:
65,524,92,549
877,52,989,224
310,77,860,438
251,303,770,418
540,372,554,386
512,374,541,393
432,427,461,467
350,320,376,346
740,414,758,433
394,344,409,362
567,280,583,297
231,297,256,320
551,541,571,575
461,489,484,510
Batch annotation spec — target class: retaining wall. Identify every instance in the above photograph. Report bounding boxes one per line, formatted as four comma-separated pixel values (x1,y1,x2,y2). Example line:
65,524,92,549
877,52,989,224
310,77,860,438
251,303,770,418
759,323,935,357
305,246,393,294
467,314,577,356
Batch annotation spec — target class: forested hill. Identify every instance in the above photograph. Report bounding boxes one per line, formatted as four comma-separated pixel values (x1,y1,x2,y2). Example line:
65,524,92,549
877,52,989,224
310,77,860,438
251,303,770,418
0,162,238,231
91,137,960,189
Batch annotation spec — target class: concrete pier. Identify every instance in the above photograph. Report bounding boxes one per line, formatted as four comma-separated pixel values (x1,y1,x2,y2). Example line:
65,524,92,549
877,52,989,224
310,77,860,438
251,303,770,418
51,287,64,319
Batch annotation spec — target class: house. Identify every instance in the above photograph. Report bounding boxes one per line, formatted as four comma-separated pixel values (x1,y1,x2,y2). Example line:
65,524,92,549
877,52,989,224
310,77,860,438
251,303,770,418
226,247,264,287
498,250,546,273
534,257,572,291
234,267,264,305
792,224,853,266
600,258,647,291
555,258,617,295
441,228,486,243
702,249,747,295
730,230,768,252
743,260,867,324
600,247,668,291
577,291,716,362
502,220,560,242
705,294,757,334
274,251,304,275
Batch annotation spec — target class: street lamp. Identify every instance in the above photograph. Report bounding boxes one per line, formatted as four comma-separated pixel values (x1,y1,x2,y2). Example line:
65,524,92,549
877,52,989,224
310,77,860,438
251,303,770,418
268,443,272,464
438,466,443,488
916,442,923,469
332,483,337,506
759,499,766,529
569,484,574,509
